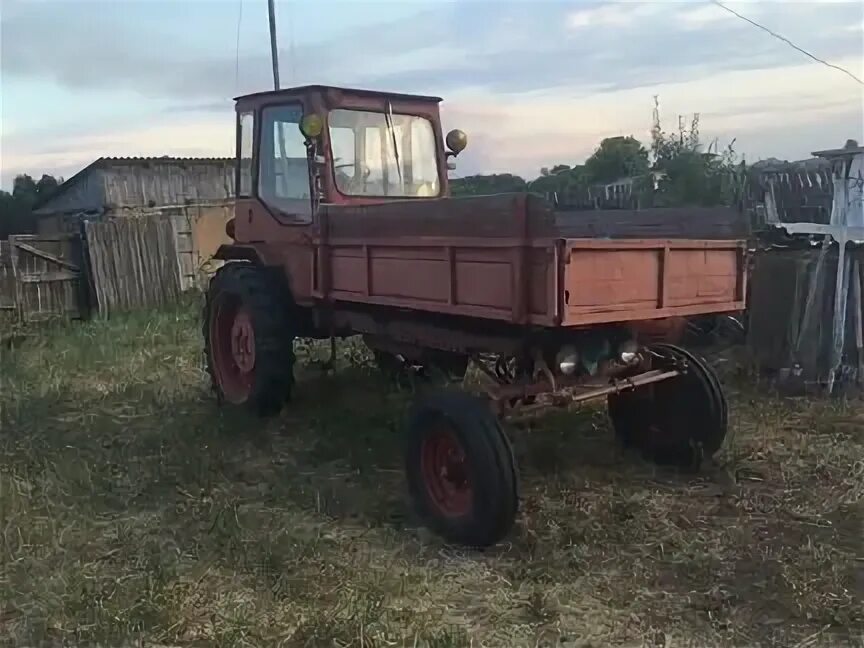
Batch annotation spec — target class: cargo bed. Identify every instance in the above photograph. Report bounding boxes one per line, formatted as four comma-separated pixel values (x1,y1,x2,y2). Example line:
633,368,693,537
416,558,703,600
313,193,748,327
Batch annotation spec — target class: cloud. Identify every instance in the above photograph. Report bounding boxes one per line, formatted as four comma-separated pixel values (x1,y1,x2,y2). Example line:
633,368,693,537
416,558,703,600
1,115,233,187
0,1,455,100
3,0,861,104
439,54,863,177
2,0,862,185
566,3,636,29
163,102,234,114
678,4,736,29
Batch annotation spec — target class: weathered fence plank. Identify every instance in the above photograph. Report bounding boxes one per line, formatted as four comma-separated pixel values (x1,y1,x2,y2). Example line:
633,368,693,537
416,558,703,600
4,235,84,321
85,215,183,316
0,240,16,312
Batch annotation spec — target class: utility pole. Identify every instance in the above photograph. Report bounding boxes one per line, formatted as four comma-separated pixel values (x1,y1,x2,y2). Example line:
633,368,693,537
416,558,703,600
267,0,289,196
267,0,281,90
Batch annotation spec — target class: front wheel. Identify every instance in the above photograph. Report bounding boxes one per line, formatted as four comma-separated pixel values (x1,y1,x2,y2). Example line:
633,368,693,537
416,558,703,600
203,263,296,417
405,390,518,547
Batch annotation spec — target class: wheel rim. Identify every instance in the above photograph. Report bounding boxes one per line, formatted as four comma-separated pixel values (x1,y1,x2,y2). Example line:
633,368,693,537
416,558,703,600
420,422,473,517
210,296,255,403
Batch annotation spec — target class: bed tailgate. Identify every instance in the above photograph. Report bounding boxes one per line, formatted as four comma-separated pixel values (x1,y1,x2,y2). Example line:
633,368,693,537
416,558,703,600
560,239,747,326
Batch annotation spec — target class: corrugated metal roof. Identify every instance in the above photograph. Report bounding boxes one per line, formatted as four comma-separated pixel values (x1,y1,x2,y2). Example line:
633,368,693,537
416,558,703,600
96,156,234,163
34,156,235,215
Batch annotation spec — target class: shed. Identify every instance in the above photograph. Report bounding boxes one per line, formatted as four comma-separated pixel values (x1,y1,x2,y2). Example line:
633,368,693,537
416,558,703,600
33,157,236,289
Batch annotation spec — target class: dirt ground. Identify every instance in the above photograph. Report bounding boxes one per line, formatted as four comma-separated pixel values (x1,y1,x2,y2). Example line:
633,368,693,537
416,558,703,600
1,304,862,647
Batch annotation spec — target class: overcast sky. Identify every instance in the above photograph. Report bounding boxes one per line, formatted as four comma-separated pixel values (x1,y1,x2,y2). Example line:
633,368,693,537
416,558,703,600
1,0,862,188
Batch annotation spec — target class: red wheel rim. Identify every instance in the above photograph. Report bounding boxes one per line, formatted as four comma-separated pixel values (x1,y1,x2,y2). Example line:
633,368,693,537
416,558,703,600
210,297,255,403
420,423,473,517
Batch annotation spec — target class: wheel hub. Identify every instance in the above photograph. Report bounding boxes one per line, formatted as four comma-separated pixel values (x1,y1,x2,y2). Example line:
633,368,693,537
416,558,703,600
210,299,256,404
421,426,472,517
230,310,255,372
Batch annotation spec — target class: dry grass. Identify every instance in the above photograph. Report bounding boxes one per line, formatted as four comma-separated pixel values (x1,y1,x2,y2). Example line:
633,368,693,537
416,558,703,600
1,302,862,647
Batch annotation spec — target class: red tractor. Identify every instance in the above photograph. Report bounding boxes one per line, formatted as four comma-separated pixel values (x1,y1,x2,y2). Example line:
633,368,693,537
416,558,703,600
204,85,747,547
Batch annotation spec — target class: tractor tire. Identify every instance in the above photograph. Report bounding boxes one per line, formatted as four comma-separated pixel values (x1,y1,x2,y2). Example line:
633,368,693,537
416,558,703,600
405,390,519,547
654,343,728,434
608,344,727,469
203,263,295,417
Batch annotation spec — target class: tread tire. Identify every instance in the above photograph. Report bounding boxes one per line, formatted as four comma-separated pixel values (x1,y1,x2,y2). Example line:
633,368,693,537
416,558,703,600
405,390,518,548
608,344,727,469
203,263,295,417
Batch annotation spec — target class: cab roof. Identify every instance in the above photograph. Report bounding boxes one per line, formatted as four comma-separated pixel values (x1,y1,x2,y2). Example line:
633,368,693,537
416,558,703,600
234,84,443,104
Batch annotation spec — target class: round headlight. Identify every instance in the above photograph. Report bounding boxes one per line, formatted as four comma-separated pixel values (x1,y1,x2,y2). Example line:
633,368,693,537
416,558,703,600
556,345,579,375
618,340,640,365
299,113,324,139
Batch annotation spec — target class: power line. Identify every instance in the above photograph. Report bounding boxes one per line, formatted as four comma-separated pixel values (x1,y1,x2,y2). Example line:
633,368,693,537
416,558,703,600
710,0,863,86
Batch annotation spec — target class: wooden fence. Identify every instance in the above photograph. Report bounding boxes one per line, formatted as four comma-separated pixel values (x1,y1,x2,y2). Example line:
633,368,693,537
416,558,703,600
0,215,194,321
84,216,183,316
0,241,15,314
749,167,834,226
0,235,85,322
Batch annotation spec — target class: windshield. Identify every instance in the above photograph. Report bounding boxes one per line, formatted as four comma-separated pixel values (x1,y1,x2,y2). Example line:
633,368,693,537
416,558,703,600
328,109,440,198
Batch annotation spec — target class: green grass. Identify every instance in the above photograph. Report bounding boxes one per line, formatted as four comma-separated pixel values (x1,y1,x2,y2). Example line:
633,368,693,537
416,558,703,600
1,302,862,647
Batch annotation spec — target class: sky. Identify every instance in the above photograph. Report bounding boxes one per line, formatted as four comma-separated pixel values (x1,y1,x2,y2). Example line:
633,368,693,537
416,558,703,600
1,0,863,188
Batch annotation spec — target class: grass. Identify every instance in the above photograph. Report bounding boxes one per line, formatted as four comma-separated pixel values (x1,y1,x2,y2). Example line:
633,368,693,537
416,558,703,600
1,301,862,647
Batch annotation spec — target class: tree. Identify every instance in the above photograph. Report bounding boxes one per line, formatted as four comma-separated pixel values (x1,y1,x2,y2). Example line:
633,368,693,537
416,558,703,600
649,99,743,207
0,173,62,238
584,136,649,184
36,174,60,200
528,164,590,199
450,173,527,196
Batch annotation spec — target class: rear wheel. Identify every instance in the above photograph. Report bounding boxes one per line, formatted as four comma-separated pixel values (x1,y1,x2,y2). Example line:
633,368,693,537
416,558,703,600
203,263,295,417
608,344,727,469
405,390,518,547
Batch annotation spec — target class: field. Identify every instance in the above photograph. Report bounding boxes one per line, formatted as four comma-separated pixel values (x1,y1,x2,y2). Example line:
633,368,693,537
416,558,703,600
1,302,862,647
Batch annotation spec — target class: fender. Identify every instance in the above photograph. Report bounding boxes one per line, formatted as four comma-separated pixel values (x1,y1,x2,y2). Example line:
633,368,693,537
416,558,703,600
213,244,263,264
212,243,318,334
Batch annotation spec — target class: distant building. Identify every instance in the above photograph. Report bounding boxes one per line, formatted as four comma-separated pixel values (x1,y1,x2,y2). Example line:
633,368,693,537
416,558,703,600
33,157,235,289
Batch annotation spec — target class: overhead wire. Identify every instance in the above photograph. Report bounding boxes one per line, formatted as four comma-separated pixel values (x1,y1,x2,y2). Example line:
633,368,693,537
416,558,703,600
710,0,863,85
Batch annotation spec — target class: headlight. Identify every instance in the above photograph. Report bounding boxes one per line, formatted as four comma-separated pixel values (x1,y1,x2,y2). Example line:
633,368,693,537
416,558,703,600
299,113,324,139
618,340,640,365
556,345,579,375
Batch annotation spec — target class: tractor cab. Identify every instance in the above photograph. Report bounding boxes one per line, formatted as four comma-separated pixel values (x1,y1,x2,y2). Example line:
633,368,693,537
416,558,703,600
233,85,467,222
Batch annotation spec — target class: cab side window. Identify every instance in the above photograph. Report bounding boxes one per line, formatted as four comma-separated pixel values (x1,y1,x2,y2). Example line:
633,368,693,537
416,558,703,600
258,104,312,220
237,111,254,197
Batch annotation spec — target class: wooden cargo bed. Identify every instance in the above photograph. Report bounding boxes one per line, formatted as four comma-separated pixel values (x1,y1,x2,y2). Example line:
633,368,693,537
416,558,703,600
315,193,748,327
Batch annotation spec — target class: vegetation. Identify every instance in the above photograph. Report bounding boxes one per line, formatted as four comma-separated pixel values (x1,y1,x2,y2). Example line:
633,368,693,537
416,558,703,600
450,173,526,196
0,174,61,238
584,136,650,185
1,303,861,646
453,98,744,208
650,102,745,208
